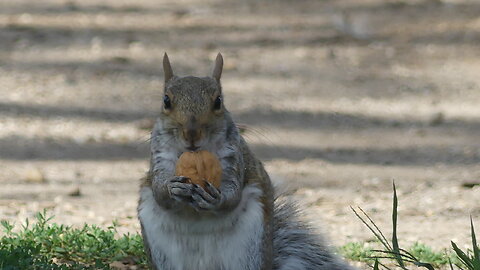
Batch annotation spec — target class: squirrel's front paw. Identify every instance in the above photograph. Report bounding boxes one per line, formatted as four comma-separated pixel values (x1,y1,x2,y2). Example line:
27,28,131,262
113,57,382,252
152,176,194,209
166,176,194,203
189,182,223,212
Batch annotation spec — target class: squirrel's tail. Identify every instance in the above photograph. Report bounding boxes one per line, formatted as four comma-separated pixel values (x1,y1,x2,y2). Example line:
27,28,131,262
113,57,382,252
272,197,356,270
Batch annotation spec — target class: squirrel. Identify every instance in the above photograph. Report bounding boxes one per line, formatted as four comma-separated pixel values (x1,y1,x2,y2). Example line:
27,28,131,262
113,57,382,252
137,53,355,270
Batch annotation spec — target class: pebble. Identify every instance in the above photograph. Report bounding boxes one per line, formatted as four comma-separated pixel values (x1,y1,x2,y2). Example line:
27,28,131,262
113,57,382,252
24,168,46,183
68,187,82,197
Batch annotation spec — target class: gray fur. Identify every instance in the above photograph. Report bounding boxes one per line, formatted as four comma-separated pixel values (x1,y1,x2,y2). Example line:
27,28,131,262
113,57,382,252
138,54,355,270
273,199,356,270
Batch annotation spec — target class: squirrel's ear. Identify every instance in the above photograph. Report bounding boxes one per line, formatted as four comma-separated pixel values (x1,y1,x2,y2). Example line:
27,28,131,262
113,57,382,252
163,53,174,83
212,53,223,82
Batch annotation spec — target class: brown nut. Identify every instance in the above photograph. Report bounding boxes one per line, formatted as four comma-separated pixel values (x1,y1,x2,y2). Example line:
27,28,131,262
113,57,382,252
175,150,222,189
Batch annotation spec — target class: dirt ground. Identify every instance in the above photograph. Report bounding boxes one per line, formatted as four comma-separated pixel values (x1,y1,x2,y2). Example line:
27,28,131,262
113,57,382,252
1,0,480,268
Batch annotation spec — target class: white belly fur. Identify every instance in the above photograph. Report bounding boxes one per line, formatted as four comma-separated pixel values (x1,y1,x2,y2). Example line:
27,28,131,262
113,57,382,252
138,185,264,270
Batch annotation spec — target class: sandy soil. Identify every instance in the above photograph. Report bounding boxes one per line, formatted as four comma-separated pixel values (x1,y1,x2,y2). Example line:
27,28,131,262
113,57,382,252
1,0,480,268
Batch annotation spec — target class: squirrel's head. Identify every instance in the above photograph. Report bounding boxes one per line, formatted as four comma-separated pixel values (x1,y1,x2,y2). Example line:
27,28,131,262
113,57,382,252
160,53,226,151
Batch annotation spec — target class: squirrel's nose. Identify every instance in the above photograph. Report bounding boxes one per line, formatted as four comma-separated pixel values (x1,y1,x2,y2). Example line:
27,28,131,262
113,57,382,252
182,128,202,146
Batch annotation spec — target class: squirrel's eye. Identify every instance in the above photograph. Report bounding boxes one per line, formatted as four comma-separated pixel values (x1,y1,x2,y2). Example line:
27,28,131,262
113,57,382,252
164,95,171,110
213,96,222,111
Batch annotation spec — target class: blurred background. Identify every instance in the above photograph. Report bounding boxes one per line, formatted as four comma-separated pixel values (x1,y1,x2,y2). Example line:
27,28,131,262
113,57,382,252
0,0,479,256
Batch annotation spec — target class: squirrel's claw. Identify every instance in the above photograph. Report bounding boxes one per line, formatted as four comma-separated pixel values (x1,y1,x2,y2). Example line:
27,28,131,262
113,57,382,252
171,176,189,183
190,194,214,211
190,184,222,211
204,182,221,199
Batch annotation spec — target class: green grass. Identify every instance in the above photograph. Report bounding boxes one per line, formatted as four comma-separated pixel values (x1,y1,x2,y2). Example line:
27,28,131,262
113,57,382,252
451,217,480,270
348,182,480,270
340,242,376,263
1,183,478,270
408,242,453,266
340,241,458,267
0,211,148,270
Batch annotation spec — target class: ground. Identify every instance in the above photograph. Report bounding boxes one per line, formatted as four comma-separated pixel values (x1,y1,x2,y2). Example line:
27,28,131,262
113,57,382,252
0,0,479,268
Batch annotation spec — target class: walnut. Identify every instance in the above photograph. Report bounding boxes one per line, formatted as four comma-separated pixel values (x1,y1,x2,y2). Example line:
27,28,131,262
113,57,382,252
175,150,222,188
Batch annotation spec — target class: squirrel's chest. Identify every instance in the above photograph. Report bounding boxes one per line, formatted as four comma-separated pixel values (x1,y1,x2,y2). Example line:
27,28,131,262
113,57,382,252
138,185,264,270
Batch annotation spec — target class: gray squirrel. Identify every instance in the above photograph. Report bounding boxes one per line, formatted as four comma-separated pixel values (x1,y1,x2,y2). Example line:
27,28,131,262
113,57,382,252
137,53,355,270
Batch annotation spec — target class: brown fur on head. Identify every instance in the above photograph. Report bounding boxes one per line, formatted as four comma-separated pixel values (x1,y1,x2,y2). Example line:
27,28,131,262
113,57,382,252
161,53,225,151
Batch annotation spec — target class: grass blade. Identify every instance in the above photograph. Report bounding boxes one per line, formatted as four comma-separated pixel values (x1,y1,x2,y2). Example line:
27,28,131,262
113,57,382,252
369,256,418,264
471,217,480,267
371,249,414,261
452,241,474,269
391,182,406,269
398,248,419,261
351,206,392,252
414,261,435,270
369,251,433,269
377,261,393,270
448,257,456,270
358,207,393,251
